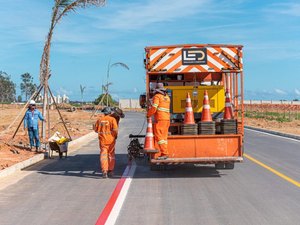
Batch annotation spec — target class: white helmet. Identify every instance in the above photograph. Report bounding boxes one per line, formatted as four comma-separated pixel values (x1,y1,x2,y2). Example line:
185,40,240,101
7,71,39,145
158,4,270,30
29,100,36,105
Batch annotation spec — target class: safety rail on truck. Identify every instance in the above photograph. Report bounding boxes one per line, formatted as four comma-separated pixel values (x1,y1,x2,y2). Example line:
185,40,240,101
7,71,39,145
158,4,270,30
140,44,244,169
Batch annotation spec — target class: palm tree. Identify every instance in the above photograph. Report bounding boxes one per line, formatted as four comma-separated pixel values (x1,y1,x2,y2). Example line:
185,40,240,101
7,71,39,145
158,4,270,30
107,62,130,81
40,0,106,84
101,82,113,106
39,0,106,138
80,84,86,105
105,61,129,106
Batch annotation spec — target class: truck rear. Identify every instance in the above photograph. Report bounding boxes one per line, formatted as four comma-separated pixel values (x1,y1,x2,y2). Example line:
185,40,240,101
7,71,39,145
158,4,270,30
141,44,244,169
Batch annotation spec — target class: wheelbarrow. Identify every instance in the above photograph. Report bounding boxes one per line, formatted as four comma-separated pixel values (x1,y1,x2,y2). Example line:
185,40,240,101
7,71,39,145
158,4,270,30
48,141,69,159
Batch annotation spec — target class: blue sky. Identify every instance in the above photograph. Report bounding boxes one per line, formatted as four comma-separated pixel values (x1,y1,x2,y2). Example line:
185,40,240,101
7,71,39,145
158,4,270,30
1,0,300,101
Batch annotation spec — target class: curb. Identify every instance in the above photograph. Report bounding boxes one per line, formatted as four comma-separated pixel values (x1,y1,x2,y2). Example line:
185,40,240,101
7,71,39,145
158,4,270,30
245,126,300,141
0,153,45,179
0,131,98,179
68,132,98,153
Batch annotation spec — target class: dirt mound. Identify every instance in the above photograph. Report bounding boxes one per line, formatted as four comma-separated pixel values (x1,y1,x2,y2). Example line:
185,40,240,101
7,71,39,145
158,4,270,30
0,105,95,170
56,103,73,110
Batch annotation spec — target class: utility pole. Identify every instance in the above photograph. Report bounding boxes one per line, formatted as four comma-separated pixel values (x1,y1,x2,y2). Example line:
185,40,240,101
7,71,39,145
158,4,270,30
42,81,48,139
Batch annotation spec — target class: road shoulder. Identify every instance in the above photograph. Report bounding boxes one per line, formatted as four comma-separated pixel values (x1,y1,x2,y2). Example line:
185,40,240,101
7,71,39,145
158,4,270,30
0,132,98,188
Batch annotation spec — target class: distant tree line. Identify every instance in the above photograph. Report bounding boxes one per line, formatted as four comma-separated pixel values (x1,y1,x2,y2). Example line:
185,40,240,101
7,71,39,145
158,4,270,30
0,71,16,102
0,71,37,103
94,93,117,106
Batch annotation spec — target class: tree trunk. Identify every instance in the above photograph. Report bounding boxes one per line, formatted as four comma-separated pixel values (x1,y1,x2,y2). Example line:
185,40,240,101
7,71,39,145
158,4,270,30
42,82,48,139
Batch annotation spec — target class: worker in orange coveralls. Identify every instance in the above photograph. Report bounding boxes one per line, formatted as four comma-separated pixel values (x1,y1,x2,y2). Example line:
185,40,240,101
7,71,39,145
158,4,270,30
94,107,118,178
147,83,170,160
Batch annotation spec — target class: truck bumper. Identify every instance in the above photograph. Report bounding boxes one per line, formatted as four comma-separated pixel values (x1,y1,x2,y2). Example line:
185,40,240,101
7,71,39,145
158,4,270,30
150,156,243,164
151,134,244,162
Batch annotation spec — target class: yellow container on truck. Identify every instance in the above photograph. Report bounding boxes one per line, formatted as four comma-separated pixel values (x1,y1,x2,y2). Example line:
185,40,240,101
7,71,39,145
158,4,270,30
141,44,244,169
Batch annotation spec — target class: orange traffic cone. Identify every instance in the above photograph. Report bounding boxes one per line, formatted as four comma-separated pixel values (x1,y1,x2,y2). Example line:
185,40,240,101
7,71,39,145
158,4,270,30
224,89,233,119
201,90,213,122
184,92,195,124
143,117,158,153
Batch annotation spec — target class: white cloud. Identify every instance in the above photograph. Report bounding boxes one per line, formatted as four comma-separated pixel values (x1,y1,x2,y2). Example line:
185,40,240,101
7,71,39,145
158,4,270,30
244,89,299,101
267,3,300,17
110,93,120,100
56,87,72,96
295,88,300,96
245,40,300,62
274,89,287,95
196,23,254,32
94,0,210,30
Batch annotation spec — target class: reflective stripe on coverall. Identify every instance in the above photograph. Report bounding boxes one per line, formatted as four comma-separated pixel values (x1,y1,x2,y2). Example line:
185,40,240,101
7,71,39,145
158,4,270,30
147,93,170,156
94,115,118,172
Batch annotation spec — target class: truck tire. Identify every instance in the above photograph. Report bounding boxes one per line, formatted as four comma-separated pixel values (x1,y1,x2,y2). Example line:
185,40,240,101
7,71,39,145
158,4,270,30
150,164,165,171
215,163,225,169
225,163,234,169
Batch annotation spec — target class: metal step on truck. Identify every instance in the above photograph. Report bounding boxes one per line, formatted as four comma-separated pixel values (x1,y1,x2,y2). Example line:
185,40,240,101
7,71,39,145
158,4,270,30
135,44,244,170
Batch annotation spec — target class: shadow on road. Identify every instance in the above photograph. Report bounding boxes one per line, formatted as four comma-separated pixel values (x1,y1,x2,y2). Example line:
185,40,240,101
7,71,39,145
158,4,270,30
23,153,129,180
23,153,225,179
134,159,224,178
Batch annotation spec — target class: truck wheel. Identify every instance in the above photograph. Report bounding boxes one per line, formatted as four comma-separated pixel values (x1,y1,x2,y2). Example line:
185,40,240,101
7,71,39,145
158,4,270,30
215,163,225,169
225,163,234,169
48,149,52,159
150,164,165,171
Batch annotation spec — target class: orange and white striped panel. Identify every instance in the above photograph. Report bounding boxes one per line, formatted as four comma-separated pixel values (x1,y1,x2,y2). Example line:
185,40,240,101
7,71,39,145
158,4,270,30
147,46,243,73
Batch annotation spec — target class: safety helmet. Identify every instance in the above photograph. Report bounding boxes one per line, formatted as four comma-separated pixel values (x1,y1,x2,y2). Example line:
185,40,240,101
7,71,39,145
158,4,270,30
155,83,166,91
111,107,125,118
154,82,167,94
29,100,36,105
101,107,112,115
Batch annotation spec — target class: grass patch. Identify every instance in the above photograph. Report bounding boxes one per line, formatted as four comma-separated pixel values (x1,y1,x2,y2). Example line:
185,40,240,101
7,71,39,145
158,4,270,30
245,111,294,122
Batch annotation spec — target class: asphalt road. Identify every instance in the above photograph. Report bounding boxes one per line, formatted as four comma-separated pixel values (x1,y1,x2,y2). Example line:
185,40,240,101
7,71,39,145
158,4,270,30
0,112,300,225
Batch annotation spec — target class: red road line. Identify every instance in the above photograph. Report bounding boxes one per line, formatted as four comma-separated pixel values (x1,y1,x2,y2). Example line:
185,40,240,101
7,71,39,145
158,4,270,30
95,162,132,225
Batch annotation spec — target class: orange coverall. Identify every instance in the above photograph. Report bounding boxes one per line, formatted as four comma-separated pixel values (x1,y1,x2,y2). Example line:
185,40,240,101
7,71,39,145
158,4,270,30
94,115,118,173
147,93,170,156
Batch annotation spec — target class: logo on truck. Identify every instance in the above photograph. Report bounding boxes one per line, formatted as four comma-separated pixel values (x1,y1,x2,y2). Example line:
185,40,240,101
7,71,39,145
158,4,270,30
182,48,207,65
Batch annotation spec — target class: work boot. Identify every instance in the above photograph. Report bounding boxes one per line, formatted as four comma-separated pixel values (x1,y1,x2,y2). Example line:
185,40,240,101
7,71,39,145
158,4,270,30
102,172,108,179
108,170,114,178
36,146,44,153
157,155,168,160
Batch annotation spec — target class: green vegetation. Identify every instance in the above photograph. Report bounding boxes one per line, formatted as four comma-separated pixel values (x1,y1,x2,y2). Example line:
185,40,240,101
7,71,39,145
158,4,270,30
0,71,16,103
70,102,82,107
244,111,300,122
20,73,37,100
94,94,118,106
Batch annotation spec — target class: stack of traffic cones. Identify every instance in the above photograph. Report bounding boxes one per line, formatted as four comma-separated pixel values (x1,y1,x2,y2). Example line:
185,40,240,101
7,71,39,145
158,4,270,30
221,89,237,134
223,89,233,120
143,117,158,153
198,90,215,135
184,92,195,124
181,92,198,135
201,90,212,122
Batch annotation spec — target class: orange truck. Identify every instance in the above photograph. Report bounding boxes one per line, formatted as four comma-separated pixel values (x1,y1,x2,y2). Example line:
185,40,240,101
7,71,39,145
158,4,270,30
140,44,244,169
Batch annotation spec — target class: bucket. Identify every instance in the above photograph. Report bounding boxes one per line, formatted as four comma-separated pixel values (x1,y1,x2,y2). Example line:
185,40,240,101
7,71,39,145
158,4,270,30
177,75,183,80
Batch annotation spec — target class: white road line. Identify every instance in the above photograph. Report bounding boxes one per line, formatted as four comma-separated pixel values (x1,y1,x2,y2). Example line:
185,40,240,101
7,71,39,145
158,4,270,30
245,128,300,143
105,161,137,225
